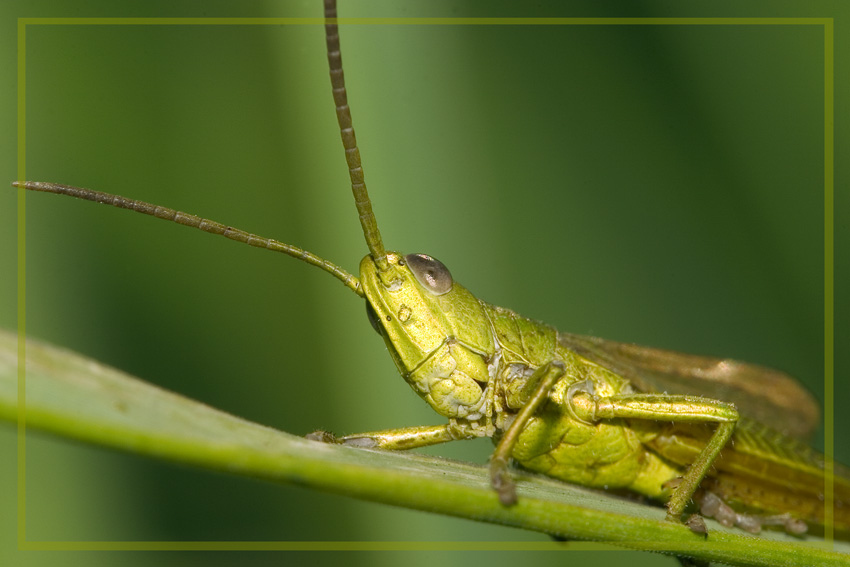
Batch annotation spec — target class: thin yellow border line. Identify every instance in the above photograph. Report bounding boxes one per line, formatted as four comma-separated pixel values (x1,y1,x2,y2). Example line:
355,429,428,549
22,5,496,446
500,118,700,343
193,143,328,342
16,16,836,553
16,15,28,553
822,17,835,545
14,16,833,25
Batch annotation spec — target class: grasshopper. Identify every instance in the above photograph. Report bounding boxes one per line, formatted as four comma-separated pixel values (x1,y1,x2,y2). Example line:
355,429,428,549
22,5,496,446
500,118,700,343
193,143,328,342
13,0,848,539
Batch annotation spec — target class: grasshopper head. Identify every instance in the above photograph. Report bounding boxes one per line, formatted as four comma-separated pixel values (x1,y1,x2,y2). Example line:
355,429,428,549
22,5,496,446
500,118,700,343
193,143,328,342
360,252,495,419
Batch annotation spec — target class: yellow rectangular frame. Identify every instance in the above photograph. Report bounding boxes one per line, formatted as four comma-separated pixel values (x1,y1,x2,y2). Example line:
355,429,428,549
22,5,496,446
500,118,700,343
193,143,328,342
15,15,836,553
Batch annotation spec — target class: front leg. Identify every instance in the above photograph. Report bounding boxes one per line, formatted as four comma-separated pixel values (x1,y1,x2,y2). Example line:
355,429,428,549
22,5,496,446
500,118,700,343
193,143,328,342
307,423,476,451
490,362,567,506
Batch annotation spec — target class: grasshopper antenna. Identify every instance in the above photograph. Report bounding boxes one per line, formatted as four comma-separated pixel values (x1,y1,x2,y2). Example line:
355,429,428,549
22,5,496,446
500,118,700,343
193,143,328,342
324,0,389,272
12,180,364,296
12,4,385,294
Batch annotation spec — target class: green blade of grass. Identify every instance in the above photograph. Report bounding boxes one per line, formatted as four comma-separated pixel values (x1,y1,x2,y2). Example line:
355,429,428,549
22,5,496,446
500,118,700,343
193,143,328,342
1,327,848,565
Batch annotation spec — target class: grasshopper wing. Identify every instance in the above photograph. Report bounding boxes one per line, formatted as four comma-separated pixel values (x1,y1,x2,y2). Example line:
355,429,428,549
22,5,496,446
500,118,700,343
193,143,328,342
557,332,820,440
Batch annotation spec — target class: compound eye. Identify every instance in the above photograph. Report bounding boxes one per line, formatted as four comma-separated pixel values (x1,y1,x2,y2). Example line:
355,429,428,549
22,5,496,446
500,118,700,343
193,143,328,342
403,253,453,295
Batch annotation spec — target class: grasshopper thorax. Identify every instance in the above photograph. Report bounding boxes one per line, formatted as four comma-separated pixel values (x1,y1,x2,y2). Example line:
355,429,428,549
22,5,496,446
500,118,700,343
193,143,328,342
360,252,497,420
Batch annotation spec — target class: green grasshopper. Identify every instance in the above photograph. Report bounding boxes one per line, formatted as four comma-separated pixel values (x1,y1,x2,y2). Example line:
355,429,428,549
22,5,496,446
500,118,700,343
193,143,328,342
14,0,848,539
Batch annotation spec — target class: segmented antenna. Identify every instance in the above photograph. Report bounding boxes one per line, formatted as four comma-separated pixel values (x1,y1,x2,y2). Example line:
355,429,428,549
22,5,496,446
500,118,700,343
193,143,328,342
323,0,389,271
13,181,363,296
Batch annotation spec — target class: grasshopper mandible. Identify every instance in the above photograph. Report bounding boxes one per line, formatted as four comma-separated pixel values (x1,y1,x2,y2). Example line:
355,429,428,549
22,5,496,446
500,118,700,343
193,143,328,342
13,0,848,539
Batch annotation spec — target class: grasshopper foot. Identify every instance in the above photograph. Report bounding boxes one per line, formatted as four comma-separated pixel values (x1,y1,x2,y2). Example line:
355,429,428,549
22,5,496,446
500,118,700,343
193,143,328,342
685,514,708,537
306,430,380,448
305,430,338,443
697,490,807,536
490,455,518,506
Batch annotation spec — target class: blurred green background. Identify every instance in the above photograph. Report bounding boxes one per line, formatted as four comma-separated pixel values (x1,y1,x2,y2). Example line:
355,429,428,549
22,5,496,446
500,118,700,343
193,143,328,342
1,1,848,566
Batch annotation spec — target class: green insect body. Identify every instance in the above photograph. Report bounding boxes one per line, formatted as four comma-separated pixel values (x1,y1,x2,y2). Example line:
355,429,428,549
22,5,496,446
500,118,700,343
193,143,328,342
360,251,683,498
14,0,849,541
353,250,850,536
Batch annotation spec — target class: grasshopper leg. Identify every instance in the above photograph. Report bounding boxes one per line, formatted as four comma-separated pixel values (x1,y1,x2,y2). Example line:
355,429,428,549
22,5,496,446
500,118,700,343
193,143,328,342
490,361,566,506
570,391,738,526
307,423,474,451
